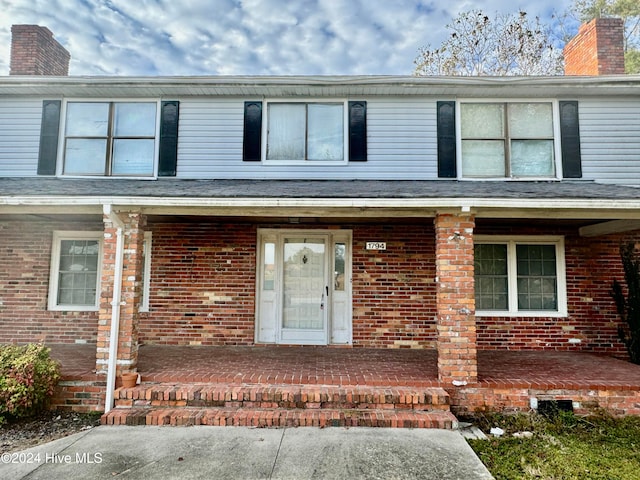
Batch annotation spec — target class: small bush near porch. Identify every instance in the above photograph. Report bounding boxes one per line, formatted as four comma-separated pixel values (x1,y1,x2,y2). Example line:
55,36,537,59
468,412,640,479
0,344,60,425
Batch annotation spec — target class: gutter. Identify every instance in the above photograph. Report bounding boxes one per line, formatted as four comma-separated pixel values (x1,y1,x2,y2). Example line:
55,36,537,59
103,204,125,414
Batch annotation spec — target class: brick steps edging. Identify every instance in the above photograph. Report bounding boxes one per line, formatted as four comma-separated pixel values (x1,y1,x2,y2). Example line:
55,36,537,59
101,406,458,429
113,384,451,411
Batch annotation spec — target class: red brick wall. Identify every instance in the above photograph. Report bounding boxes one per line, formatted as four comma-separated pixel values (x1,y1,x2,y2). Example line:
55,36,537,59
10,25,70,76
139,222,258,345
564,18,625,75
140,222,439,348
352,223,437,348
475,223,633,357
0,220,101,344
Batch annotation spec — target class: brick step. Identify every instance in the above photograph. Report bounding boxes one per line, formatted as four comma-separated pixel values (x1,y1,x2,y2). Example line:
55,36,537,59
101,406,458,429
113,384,451,411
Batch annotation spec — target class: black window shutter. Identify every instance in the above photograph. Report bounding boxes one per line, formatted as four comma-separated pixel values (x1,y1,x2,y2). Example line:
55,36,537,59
348,101,367,162
37,100,61,175
243,101,262,161
559,101,582,179
158,101,180,177
437,101,456,178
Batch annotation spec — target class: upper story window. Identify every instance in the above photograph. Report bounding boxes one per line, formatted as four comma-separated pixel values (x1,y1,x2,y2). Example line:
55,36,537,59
459,102,558,179
267,103,344,161
243,100,367,163
63,102,157,176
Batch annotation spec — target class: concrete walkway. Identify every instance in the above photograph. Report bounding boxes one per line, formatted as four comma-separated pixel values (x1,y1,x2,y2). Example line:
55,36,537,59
1,426,493,479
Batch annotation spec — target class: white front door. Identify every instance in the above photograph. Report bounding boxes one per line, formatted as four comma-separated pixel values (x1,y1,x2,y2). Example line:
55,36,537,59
256,229,352,345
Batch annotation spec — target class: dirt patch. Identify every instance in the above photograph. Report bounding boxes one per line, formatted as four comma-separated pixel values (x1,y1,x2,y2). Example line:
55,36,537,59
0,410,102,454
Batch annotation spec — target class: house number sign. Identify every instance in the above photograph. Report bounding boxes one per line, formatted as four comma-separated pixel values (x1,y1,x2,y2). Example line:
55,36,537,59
365,242,387,250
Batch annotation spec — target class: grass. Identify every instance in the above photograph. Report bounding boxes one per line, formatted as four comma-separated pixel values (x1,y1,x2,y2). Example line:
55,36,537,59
467,410,640,480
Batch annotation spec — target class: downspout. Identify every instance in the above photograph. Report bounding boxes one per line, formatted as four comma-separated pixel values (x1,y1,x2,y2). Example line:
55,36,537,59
103,204,125,414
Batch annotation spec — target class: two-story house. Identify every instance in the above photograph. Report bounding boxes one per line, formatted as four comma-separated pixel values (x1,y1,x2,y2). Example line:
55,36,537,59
1,20,639,425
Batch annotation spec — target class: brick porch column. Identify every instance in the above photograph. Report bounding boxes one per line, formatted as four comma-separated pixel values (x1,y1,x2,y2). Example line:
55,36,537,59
96,210,145,375
434,212,478,385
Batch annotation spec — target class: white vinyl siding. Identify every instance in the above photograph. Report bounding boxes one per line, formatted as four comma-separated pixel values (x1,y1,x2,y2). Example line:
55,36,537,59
176,97,437,180
0,99,45,176
579,98,640,186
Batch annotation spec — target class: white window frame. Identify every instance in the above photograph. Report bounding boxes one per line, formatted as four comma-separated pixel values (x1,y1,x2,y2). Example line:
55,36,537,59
261,99,349,165
456,99,563,180
139,231,152,312
48,231,103,311
57,99,162,179
475,235,567,317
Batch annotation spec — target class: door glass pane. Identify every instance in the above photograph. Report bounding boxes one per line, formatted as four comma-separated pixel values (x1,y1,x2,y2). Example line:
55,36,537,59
334,243,346,291
267,104,305,160
307,104,343,160
283,238,325,330
263,242,275,291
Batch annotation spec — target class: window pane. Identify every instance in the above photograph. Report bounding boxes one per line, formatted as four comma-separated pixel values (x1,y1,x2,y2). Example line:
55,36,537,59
112,139,155,175
66,103,109,136
461,140,505,177
263,242,275,291
114,103,157,136
511,140,555,177
475,244,508,310
516,244,557,311
64,139,107,175
267,104,305,160
334,243,346,291
57,239,99,307
461,103,504,138
509,103,553,137
307,104,343,160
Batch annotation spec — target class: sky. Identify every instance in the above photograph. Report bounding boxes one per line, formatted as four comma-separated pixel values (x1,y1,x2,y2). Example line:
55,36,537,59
0,0,577,77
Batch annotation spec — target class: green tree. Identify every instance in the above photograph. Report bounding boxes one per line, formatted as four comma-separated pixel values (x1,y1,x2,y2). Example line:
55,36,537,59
414,10,564,76
573,0,640,73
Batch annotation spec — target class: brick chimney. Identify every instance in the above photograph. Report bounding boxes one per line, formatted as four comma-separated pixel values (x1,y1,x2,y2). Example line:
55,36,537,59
10,25,70,76
564,17,625,75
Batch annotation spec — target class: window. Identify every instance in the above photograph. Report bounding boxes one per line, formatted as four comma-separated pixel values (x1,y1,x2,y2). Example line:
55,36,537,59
139,232,152,312
63,102,157,176
266,102,345,161
460,102,556,178
474,236,566,316
49,232,102,311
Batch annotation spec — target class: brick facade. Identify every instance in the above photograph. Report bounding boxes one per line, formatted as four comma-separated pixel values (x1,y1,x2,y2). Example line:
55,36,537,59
0,220,100,344
0,217,634,359
564,18,625,75
10,25,70,76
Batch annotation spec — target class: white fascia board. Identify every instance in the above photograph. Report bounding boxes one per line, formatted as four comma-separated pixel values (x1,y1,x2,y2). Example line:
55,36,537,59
1,195,640,215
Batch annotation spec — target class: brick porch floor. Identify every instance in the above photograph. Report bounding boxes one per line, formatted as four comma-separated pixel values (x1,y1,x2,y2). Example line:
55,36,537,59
49,344,640,389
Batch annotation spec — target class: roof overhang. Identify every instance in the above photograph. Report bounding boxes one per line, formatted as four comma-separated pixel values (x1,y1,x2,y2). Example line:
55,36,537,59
1,74,639,98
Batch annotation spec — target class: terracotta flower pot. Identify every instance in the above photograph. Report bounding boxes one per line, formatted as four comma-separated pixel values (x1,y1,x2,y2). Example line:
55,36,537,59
121,372,138,388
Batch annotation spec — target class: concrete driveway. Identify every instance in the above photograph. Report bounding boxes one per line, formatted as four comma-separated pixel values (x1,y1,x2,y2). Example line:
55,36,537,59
1,426,493,479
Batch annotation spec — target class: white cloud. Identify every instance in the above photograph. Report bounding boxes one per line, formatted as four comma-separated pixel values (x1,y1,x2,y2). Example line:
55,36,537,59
0,0,576,76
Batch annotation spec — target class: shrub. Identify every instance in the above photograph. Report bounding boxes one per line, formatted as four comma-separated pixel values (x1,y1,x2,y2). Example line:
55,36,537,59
611,242,640,365
0,344,61,424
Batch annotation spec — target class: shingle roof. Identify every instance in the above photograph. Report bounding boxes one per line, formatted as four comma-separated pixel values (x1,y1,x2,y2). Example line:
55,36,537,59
0,178,638,200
